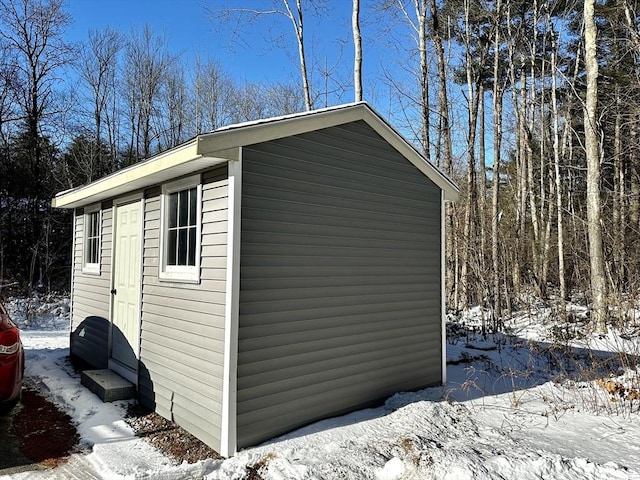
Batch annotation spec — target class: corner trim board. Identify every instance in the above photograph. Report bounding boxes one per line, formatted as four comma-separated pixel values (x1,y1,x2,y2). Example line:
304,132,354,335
221,157,241,457
441,190,447,384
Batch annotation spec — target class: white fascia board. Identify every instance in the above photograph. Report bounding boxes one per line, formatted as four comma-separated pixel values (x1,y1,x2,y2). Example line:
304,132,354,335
360,106,460,202
52,140,230,209
197,104,366,156
198,102,460,202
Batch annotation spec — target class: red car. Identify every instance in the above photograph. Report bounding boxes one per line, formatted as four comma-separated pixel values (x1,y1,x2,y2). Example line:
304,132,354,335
0,303,24,408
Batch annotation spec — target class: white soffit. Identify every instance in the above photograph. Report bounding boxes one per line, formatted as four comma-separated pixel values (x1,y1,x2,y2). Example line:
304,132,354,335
52,141,230,209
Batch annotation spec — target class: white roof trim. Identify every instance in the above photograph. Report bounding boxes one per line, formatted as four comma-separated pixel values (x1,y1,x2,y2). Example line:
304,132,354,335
359,104,459,201
52,141,229,209
52,102,459,209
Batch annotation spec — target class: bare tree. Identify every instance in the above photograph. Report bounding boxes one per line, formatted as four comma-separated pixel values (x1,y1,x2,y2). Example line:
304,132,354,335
77,27,123,173
208,1,325,111
353,0,362,101
283,0,312,110
506,6,524,295
583,0,608,332
429,0,451,172
458,0,486,310
156,65,188,151
264,81,306,115
490,0,504,321
0,0,73,287
0,44,19,144
549,19,567,315
0,44,19,286
122,25,173,161
232,82,269,122
387,0,432,160
193,57,235,133
429,0,455,306
0,0,72,191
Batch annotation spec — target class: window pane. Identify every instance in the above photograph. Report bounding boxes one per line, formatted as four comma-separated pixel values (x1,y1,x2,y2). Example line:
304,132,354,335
179,190,189,227
168,193,178,228
91,238,98,264
85,212,100,265
93,212,99,236
164,184,199,274
167,230,177,265
188,187,197,226
187,226,196,266
178,229,187,265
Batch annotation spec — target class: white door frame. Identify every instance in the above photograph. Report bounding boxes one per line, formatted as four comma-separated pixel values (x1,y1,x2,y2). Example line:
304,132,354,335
109,193,144,384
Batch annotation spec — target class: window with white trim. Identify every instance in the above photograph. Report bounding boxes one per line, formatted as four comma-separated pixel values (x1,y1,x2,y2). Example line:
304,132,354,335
83,204,101,274
160,175,202,282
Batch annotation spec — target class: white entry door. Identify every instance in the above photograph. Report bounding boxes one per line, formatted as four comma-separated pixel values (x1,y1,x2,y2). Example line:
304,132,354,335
109,199,142,383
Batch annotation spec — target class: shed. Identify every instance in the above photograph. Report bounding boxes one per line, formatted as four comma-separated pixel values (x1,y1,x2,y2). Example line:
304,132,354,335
52,102,459,456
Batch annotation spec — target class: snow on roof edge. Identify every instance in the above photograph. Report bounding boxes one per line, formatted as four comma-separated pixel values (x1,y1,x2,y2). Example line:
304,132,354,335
209,101,368,134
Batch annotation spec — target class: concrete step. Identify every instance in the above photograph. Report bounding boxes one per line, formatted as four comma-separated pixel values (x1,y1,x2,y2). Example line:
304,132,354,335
81,369,135,402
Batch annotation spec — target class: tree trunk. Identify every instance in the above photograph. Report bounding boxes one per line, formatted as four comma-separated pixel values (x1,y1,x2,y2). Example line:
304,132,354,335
416,0,430,161
430,0,455,308
491,0,503,322
352,0,362,102
478,81,487,293
507,7,524,295
431,0,451,173
491,88,502,321
583,0,608,332
283,0,312,110
629,120,640,288
550,27,567,312
613,87,624,291
460,0,480,310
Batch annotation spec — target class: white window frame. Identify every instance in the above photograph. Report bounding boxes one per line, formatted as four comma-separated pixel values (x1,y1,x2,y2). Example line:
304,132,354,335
82,203,102,275
159,174,202,283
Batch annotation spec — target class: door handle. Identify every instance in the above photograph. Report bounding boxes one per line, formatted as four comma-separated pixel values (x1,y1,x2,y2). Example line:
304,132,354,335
110,289,117,295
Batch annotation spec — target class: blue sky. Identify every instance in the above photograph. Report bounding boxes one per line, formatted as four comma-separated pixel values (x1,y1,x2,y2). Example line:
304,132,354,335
64,0,358,89
61,1,470,158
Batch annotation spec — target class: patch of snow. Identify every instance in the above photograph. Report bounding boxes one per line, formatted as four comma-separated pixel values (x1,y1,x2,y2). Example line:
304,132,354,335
376,457,405,480
2,294,640,479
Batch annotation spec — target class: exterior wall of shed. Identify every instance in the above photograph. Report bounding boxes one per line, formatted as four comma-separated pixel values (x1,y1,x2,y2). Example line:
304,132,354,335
69,165,229,453
70,204,113,369
138,164,229,452
236,120,443,449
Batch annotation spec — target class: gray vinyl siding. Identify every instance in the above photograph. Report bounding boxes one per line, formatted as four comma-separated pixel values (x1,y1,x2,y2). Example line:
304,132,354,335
70,205,113,368
236,120,442,448
138,165,228,452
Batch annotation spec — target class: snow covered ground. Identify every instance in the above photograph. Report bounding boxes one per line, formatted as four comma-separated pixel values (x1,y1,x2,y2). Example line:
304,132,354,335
2,294,640,480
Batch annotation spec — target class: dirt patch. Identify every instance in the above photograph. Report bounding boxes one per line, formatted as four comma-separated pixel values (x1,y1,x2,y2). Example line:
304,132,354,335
125,404,275,479
244,453,276,480
125,403,223,465
6,389,265,478
9,388,80,468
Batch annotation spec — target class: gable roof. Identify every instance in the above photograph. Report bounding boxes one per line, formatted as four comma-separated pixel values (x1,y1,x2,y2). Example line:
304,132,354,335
52,102,459,209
